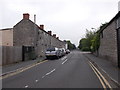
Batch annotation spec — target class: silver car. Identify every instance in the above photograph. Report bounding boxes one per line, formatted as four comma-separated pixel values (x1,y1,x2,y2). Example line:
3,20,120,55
59,48,66,57
45,47,61,59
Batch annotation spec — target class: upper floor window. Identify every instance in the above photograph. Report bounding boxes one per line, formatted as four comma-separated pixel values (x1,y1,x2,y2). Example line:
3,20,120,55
117,17,120,29
100,31,103,38
38,32,40,35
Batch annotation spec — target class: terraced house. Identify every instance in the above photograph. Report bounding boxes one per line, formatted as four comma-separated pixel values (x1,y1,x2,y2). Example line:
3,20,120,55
0,13,67,65
98,11,120,68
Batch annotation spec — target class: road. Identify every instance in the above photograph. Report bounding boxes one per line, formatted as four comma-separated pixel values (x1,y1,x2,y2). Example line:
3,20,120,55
2,50,116,88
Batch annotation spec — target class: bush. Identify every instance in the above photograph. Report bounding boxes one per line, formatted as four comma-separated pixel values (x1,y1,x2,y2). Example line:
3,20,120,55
81,47,90,51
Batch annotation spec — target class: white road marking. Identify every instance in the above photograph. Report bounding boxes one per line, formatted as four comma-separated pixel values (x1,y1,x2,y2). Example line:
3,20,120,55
46,69,56,75
25,85,28,88
62,59,68,64
61,56,67,61
42,76,45,78
42,69,56,78
35,80,38,82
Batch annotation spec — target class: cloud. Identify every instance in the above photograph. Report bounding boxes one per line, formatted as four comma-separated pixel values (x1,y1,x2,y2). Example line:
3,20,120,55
0,0,120,46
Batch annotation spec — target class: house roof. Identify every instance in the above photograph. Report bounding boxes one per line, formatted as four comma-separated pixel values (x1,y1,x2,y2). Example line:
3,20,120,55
99,11,120,33
14,18,64,42
0,28,13,31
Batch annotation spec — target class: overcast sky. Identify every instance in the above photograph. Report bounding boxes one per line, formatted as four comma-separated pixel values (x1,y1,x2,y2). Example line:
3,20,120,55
0,0,120,46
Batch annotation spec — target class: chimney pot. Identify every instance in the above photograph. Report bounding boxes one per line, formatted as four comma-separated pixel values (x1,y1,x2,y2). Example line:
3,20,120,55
23,13,29,19
40,25,44,30
53,34,56,38
57,37,59,39
48,31,52,35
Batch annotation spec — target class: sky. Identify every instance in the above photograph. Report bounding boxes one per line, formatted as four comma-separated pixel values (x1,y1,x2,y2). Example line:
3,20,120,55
0,0,120,46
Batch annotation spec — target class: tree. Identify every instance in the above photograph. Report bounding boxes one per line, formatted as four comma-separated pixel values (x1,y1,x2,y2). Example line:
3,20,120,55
66,40,76,50
78,29,95,51
78,38,88,50
78,22,108,52
91,33,100,52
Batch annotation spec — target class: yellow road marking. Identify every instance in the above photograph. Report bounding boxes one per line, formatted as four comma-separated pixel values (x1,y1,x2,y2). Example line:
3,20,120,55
89,61,112,90
88,63,106,90
0,60,48,80
89,61,112,89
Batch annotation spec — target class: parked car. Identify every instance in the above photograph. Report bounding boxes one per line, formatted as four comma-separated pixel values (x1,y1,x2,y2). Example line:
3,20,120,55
59,48,66,56
45,47,61,59
66,49,70,54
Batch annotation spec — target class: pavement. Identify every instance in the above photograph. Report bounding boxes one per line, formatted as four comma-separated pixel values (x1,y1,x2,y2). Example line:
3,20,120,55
83,52,120,86
2,50,119,88
2,57,45,74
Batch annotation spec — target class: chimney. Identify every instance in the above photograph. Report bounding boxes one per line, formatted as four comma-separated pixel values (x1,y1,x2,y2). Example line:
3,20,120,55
34,14,36,24
23,13,30,19
53,34,56,38
40,25,44,30
118,1,120,12
57,37,59,39
48,31,52,35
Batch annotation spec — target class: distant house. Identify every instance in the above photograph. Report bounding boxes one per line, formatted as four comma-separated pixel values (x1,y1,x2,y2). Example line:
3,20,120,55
0,28,13,46
98,11,120,67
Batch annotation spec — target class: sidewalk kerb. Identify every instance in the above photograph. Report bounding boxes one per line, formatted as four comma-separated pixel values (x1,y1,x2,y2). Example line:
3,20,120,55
84,54,120,87
1,59,45,77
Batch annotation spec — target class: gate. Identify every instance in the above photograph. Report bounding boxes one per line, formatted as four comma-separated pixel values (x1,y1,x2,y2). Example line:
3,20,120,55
22,46,36,61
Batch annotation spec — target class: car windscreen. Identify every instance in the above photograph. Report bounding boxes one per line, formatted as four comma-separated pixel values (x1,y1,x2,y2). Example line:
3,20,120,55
47,48,55,51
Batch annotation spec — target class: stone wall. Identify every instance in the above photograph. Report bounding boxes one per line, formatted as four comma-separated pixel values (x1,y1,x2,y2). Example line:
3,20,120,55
13,20,38,46
98,20,118,65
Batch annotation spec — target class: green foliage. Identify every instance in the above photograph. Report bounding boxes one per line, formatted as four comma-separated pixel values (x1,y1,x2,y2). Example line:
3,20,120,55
78,28,101,52
81,47,90,51
85,30,96,51
91,33,100,52
66,40,76,50
78,38,90,51
78,30,96,51
78,22,108,52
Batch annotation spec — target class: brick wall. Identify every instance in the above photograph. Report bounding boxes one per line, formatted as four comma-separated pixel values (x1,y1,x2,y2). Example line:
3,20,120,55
98,20,118,65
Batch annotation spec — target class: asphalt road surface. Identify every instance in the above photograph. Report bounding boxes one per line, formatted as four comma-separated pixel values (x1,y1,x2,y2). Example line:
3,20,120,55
2,50,117,88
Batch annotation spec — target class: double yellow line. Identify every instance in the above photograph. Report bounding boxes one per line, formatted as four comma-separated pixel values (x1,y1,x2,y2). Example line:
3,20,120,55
0,60,48,80
88,61,112,90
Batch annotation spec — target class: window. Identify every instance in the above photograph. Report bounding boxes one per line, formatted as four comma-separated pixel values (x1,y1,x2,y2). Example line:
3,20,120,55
38,32,40,35
117,17,120,29
100,32,103,38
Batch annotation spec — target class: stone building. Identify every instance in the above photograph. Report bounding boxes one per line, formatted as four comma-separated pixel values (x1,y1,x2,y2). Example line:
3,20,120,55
13,13,66,57
98,11,120,67
0,13,66,61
